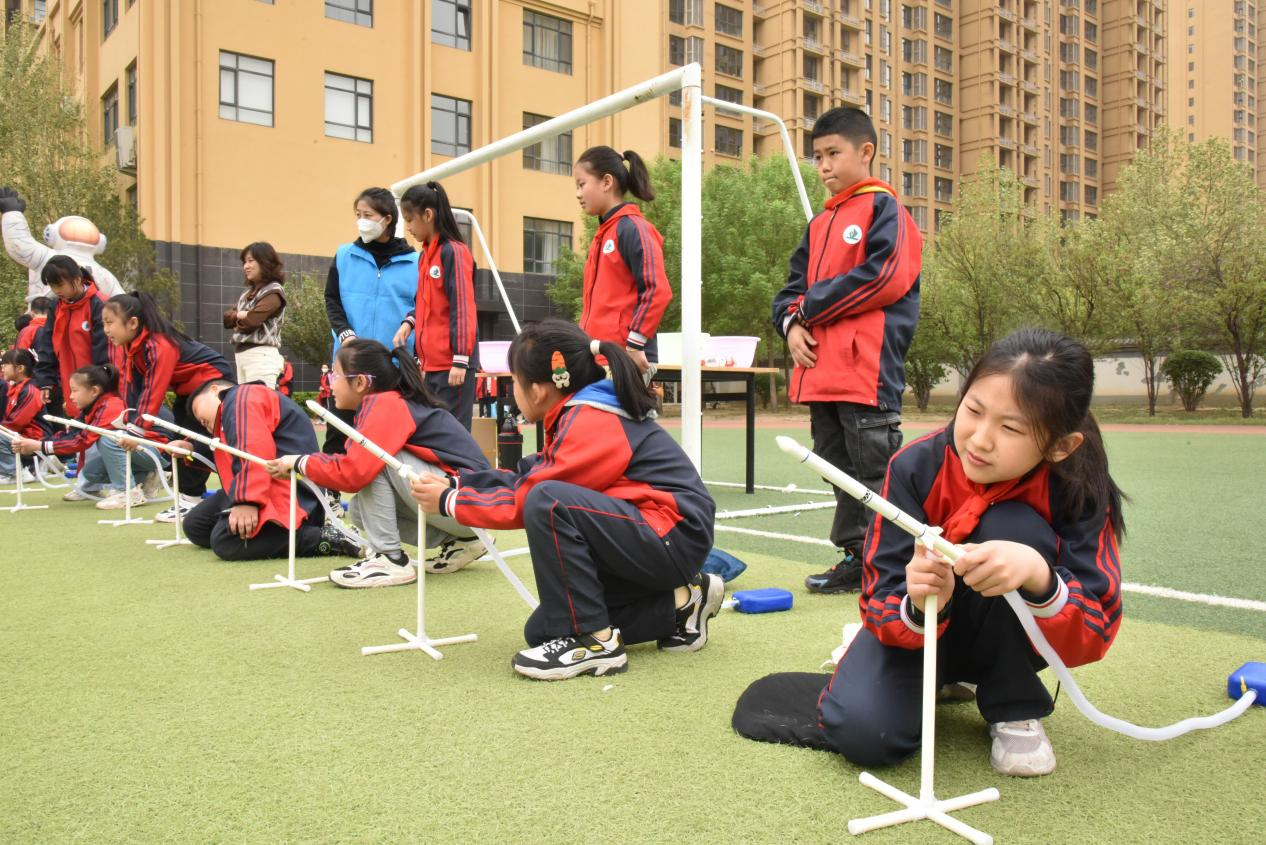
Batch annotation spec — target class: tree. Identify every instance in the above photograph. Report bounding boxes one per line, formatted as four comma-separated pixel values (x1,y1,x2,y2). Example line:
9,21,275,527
904,254,954,411
1160,350,1222,412
0,22,179,344
281,271,333,368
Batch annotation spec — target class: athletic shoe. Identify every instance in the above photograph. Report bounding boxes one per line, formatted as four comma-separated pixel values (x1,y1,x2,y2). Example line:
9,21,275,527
511,629,628,681
658,573,725,652
317,523,365,558
989,719,1057,777
322,488,342,512
62,487,93,502
804,549,864,594
95,487,146,510
938,682,978,702
140,470,168,499
45,455,67,474
154,494,202,523
0,475,13,485
329,553,417,589
424,535,486,574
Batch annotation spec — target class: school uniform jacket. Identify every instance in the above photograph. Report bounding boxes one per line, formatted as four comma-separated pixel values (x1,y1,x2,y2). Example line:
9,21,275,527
32,283,113,416
403,237,478,372
117,328,233,439
300,389,490,494
579,203,671,354
213,384,322,535
860,426,1123,669
772,178,921,410
2,378,44,439
39,393,126,456
15,315,45,351
439,381,716,543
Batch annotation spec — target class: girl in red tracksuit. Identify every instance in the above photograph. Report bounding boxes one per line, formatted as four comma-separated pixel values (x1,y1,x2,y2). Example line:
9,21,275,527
269,339,491,590
32,256,114,419
391,181,479,431
411,319,720,682
814,328,1125,778
573,146,671,375
1,348,42,481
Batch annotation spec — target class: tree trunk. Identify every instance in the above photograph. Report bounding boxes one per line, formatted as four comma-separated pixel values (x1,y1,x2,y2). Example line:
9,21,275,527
767,346,778,410
1142,353,1159,416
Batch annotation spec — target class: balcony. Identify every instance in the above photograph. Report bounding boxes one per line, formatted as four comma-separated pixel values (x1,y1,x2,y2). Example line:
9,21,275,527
839,89,866,106
998,104,1017,117
838,11,863,29
1021,111,1039,125
802,116,817,131
1135,69,1148,81
753,4,774,19
1020,16,1039,33
754,43,778,58
837,49,865,67
1021,79,1039,93
752,82,770,95
999,71,1015,84
999,136,1018,149
803,0,827,16
999,38,1016,53
1022,175,1040,188
802,36,828,56
802,78,827,94
1022,49,1039,63
998,8,1017,22
1023,144,1039,156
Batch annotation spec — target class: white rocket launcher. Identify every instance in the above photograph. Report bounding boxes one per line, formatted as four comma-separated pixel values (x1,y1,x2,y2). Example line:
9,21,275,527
0,424,47,514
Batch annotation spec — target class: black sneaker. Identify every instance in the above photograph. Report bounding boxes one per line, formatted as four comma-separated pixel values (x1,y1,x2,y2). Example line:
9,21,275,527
804,549,864,594
512,630,628,681
322,488,342,512
317,523,365,558
658,573,725,652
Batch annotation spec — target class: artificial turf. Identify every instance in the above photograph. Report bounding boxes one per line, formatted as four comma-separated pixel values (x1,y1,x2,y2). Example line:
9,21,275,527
2,425,1264,843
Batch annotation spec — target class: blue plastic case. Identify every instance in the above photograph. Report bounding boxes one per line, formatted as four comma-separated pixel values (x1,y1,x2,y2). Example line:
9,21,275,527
731,588,794,614
1227,662,1266,705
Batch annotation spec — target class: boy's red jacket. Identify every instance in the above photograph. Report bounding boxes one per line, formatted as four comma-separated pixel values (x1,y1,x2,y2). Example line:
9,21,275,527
579,203,671,352
117,328,232,439
15,315,44,350
405,237,478,372
859,426,1123,669
772,178,921,410
301,390,490,493
32,283,113,416
2,378,43,438
40,392,126,456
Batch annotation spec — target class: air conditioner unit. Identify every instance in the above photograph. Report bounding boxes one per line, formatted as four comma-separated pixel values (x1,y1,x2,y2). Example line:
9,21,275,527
115,125,137,173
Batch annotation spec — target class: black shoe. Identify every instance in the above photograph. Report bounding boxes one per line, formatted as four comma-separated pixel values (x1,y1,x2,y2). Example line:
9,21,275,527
511,630,628,680
658,573,725,652
804,550,863,594
322,489,342,512
317,523,364,558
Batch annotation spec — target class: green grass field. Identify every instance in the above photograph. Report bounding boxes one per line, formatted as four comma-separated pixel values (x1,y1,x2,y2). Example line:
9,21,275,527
2,424,1265,843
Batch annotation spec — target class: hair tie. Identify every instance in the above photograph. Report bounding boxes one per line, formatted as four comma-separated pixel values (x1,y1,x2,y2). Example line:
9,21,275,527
589,339,612,379
551,351,570,388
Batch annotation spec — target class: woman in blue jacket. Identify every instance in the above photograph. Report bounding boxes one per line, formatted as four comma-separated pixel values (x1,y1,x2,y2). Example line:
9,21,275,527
322,187,419,455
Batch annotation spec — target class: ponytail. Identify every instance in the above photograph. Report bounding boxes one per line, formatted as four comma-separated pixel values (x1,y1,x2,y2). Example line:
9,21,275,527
1050,414,1125,540
0,347,35,377
103,291,187,342
508,319,657,419
72,362,120,396
399,181,465,245
576,146,656,202
334,338,445,409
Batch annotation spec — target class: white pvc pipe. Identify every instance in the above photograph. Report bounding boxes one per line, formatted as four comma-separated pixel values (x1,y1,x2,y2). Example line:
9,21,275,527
679,63,703,472
700,95,814,221
453,208,521,334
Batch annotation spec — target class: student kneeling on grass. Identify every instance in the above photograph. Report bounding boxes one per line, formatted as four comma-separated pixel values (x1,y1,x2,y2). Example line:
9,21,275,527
410,320,722,682
267,339,490,589
177,379,363,562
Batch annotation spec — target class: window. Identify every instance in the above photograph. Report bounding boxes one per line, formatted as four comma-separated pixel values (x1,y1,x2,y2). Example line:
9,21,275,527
1060,69,1080,92
902,38,927,64
669,117,682,148
686,36,705,66
1084,48,1098,70
804,92,822,119
523,218,572,274
715,84,743,104
933,78,952,104
1084,21,1097,42
32,0,47,23
126,184,137,210
715,125,742,156
934,110,952,137
1084,76,1097,97
219,51,274,127
902,71,927,96
1060,42,1079,64
716,43,743,77
325,72,373,142
669,0,704,25
934,45,952,72
902,5,926,30
1060,153,1080,174
433,0,471,50
1084,130,1097,151
1085,157,1098,178
670,35,686,65
103,0,119,39
934,143,952,169
125,62,137,125
715,4,743,37
1084,103,1097,125
522,113,572,175
101,84,119,144
1060,181,1078,202
326,0,373,27
902,172,927,198
1084,186,1098,206
908,204,928,230
1060,97,1078,118
933,12,952,38
902,105,927,130
880,95,892,123
432,94,471,156
523,10,573,74
934,177,953,202
1060,124,1079,145
902,138,927,163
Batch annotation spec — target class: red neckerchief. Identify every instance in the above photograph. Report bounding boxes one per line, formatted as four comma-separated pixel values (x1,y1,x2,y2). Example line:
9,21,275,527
52,283,100,416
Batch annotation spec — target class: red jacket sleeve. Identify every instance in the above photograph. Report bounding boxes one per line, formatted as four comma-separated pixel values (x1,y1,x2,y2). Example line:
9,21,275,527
3,383,42,435
219,387,280,512
442,241,477,366
300,392,410,492
616,216,671,348
129,335,179,439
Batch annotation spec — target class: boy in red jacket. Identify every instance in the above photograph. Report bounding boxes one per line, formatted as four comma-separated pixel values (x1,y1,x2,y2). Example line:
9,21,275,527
772,107,922,595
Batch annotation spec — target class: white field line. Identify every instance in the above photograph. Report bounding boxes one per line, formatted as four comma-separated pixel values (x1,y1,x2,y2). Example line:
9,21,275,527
705,479,836,496
716,501,837,520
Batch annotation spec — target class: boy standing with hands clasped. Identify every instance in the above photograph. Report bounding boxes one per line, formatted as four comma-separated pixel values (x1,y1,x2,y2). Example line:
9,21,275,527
772,107,922,595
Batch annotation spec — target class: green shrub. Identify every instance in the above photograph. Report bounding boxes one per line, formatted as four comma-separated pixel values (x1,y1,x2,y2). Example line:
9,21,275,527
1160,350,1222,412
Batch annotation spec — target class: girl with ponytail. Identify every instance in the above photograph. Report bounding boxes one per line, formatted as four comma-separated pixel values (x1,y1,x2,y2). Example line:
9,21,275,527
391,180,479,430
410,319,720,682
811,327,1126,778
572,146,671,376
268,339,491,589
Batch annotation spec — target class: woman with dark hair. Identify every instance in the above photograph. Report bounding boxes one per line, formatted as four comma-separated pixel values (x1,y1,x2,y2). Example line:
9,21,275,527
223,241,287,388
321,187,419,455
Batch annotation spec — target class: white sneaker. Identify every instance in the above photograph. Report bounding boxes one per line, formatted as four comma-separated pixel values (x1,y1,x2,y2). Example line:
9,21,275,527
155,494,201,523
0,475,13,485
425,535,486,574
44,456,67,475
18,467,36,484
140,470,168,499
329,553,417,589
989,719,1057,777
95,487,147,510
62,487,93,502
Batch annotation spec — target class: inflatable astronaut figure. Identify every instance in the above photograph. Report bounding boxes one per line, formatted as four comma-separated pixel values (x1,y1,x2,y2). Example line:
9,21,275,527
0,186,124,303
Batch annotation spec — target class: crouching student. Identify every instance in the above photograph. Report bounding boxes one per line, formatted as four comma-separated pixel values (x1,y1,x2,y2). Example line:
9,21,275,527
268,339,490,589
180,379,363,561
1,348,43,483
410,320,721,682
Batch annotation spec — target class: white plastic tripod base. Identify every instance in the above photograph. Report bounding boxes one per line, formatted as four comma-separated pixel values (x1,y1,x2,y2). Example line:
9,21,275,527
147,537,193,549
249,573,327,592
0,502,47,512
248,472,322,593
98,516,152,526
848,773,999,844
361,629,479,661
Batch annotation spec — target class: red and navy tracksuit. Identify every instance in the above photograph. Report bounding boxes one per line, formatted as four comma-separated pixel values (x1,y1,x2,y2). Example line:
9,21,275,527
183,384,326,561
439,380,716,647
36,392,126,457
579,203,671,362
817,426,1123,766
32,282,113,418
771,178,922,553
3,378,44,438
402,236,479,430
15,315,44,351
117,328,233,496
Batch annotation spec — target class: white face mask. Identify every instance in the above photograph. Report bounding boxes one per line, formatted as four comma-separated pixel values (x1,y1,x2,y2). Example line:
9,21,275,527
357,217,387,241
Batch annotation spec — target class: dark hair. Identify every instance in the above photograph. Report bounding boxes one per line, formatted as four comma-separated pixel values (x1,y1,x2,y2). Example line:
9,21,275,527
190,378,236,402
40,254,92,287
811,107,878,150
576,146,655,202
960,327,1125,540
354,187,397,233
29,296,53,316
335,339,443,409
71,362,120,396
103,291,188,342
0,347,35,375
508,319,657,419
14,313,31,332
399,182,465,245
239,242,285,286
